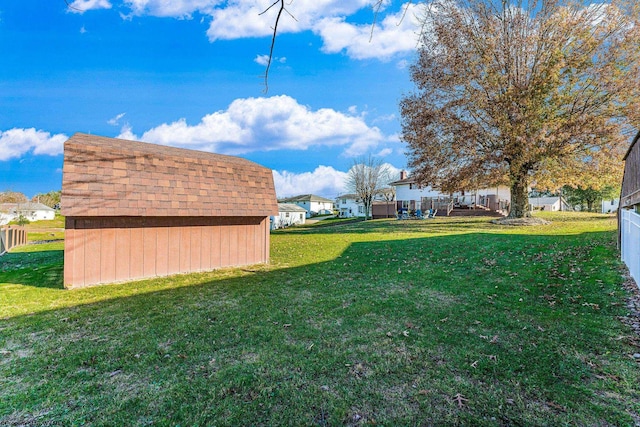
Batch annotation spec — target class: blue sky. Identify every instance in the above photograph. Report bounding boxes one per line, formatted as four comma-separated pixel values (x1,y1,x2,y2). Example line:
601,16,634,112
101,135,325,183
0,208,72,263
0,0,422,199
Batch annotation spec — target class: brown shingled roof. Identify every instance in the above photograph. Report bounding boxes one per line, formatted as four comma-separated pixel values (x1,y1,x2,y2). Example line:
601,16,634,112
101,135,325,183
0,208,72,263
61,133,278,217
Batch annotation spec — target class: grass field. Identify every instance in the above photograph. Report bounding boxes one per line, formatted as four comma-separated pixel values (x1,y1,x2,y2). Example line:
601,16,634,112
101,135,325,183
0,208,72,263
1,212,639,425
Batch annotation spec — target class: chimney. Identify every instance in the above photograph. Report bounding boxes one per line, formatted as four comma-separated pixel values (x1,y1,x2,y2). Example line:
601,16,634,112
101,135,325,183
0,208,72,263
400,170,407,180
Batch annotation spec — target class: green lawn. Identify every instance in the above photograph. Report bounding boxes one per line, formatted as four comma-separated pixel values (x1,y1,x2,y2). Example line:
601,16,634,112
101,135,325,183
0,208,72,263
1,212,639,425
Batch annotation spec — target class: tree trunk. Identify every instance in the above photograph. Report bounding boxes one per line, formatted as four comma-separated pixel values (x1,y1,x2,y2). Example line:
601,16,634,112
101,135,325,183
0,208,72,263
508,172,531,218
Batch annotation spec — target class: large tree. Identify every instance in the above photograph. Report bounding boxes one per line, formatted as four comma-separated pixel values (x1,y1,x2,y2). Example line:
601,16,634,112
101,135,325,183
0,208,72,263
346,156,391,220
400,0,640,218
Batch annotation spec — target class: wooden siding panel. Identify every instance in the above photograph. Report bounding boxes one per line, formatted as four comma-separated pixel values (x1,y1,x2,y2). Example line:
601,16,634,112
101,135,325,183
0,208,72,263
129,228,144,279
167,227,181,276
156,227,169,277
211,226,221,268
115,227,131,282
190,227,202,272
63,216,271,288
84,228,101,286
143,228,157,277
100,228,117,284
201,226,212,271
220,225,230,267
179,227,191,273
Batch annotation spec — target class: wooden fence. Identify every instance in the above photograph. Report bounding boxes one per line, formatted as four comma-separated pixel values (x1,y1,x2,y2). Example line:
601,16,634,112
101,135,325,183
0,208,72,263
0,226,27,255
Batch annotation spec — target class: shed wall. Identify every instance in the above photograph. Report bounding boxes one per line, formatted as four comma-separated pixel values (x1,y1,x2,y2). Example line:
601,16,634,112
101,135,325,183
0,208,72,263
621,132,640,208
64,216,269,288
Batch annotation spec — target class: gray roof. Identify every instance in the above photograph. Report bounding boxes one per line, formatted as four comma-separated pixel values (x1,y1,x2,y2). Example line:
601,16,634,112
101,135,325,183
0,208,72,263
277,203,308,213
529,197,562,205
0,202,55,212
280,194,334,204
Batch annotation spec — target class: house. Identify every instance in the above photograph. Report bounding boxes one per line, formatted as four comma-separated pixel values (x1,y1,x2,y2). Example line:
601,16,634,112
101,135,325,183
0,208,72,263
0,202,56,222
529,196,570,212
602,198,619,213
336,194,365,218
271,203,307,229
619,130,640,285
279,194,334,216
336,193,396,218
61,133,278,289
390,171,511,216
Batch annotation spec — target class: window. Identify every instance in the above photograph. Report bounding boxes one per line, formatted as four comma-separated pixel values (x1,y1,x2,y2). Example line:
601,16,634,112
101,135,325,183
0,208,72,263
401,200,410,209
358,206,364,214
286,212,290,217
342,199,346,204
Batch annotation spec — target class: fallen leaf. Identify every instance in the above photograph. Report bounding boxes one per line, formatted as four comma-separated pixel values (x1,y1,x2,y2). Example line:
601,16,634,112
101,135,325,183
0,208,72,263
490,335,499,344
402,330,410,337
470,360,478,369
452,393,468,408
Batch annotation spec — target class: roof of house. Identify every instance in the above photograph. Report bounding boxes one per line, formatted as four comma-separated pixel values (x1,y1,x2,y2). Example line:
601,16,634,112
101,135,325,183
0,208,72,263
61,133,278,217
277,203,308,213
388,177,417,186
336,193,359,200
529,197,564,205
0,202,55,212
280,194,334,204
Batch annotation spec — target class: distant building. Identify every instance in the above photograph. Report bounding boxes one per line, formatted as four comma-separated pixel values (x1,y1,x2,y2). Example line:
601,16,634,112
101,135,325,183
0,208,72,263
272,203,307,229
390,171,510,216
0,202,56,222
279,194,334,216
529,196,570,212
602,198,619,213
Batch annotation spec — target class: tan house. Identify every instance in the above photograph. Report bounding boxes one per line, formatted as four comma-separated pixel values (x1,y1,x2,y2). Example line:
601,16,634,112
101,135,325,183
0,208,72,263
61,133,278,288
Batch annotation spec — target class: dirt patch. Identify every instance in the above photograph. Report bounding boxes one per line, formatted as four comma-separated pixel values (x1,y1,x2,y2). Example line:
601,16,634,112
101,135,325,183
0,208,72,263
491,217,551,226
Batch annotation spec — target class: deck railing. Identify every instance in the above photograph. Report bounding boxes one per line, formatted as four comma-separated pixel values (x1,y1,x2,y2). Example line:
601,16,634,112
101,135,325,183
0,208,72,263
0,226,27,255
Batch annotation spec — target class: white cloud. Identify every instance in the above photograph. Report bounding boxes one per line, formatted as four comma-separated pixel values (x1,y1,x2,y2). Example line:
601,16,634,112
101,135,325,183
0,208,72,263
107,112,126,126
68,0,421,61
118,95,385,156
273,165,348,199
254,54,286,66
67,0,112,14
313,2,422,60
0,128,67,161
122,0,220,19
206,0,370,41
376,148,393,157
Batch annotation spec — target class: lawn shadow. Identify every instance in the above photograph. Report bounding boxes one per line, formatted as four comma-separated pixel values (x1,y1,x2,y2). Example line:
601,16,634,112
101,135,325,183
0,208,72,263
0,249,64,289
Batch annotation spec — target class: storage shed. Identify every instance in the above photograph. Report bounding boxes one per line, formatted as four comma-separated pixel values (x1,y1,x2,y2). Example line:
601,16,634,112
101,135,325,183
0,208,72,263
61,133,278,289
619,130,640,285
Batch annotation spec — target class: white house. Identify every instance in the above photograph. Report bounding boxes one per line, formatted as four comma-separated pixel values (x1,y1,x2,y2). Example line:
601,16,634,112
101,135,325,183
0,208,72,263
390,171,511,215
529,196,570,212
0,202,56,222
602,198,619,213
271,203,307,229
279,194,334,216
336,194,365,218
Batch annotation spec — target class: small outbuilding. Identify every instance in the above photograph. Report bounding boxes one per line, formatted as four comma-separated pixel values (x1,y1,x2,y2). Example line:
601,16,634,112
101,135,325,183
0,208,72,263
619,130,640,285
61,133,278,288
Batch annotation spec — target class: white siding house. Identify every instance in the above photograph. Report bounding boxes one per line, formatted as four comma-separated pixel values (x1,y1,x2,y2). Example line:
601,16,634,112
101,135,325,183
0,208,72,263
0,202,56,222
271,203,307,229
336,194,365,218
390,171,511,215
602,198,619,213
279,194,334,216
529,197,570,212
